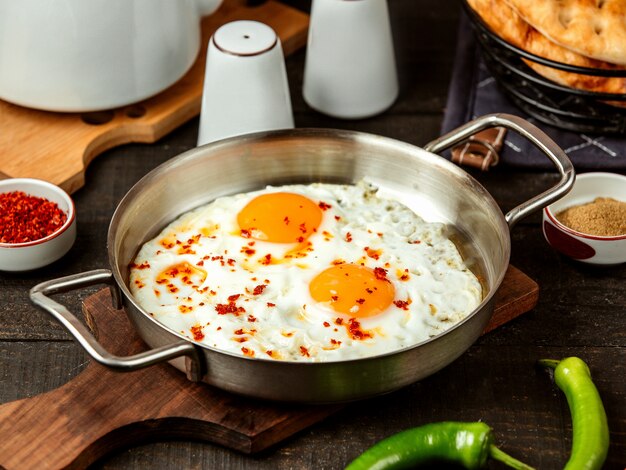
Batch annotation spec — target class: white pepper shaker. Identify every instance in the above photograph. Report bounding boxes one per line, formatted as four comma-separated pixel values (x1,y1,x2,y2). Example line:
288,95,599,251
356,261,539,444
303,0,399,119
198,20,294,145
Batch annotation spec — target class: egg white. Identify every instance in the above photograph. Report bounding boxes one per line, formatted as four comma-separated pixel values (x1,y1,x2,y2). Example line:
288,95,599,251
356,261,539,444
129,182,483,362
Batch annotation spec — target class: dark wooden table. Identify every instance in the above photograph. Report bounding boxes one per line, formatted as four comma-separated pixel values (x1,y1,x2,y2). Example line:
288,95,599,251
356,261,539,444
1,1,624,468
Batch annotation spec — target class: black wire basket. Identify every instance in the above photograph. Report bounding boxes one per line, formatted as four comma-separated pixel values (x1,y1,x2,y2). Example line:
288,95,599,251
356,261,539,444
462,0,626,135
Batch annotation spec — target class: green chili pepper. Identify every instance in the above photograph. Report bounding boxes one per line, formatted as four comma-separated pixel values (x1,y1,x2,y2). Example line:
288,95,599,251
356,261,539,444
538,357,609,470
345,421,534,470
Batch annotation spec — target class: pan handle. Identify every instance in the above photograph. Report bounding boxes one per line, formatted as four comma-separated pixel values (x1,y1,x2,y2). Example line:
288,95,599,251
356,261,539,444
423,113,575,228
29,269,204,381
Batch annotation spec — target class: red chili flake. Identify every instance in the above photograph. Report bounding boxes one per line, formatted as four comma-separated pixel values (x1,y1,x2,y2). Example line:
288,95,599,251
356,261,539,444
323,321,330,327
260,254,272,265
199,302,205,306
332,259,344,265
241,247,256,255
299,346,310,357
334,215,341,221
356,298,365,304
130,262,150,270
0,191,68,244
203,255,210,260
266,302,276,308
160,240,175,249
345,232,353,242
253,285,266,295
365,247,381,260
347,318,373,340
365,288,374,294
241,347,254,357
240,229,252,238
409,240,421,244
217,326,222,331
331,295,339,302
330,339,341,345
134,279,145,289
377,233,383,238
335,318,344,326
374,267,388,281
400,271,410,281
190,325,204,341
284,216,290,225
154,289,160,297
248,314,258,322
297,236,305,243
228,294,241,301
266,350,276,358
215,301,245,316
393,300,410,310
234,328,245,335
187,234,201,244
168,285,179,293
179,305,193,313
156,279,168,284
227,258,236,266
318,201,332,211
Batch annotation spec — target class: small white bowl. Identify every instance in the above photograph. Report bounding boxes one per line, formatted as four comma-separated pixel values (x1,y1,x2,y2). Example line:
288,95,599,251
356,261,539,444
543,172,626,265
0,178,76,271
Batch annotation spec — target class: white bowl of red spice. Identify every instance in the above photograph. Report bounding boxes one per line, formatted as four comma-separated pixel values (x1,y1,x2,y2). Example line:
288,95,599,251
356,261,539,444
0,178,76,271
543,172,626,265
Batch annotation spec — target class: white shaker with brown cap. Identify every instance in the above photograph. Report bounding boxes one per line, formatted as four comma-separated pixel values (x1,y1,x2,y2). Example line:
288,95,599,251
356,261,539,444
198,20,294,145
303,0,398,119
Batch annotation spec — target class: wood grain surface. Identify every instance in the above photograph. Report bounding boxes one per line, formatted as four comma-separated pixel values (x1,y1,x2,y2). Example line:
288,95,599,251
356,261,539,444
0,267,536,470
0,1,624,469
0,0,308,194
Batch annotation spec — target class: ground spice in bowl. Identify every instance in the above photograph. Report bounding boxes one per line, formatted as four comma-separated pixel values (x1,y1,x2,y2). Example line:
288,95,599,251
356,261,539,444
0,191,68,244
556,197,626,237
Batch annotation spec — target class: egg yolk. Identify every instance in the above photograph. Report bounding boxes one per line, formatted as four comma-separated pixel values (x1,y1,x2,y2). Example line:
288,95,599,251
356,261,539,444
309,264,395,318
237,192,322,243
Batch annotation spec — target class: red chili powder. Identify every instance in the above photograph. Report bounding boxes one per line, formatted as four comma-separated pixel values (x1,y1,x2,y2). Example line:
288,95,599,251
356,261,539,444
0,191,67,243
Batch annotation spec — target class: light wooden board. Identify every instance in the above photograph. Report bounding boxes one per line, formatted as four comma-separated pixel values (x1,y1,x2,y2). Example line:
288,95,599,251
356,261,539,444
0,0,309,194
0,266,537,469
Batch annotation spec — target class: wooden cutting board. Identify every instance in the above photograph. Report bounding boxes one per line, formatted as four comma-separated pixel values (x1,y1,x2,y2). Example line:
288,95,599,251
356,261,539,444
0,0,309,195
0,266,538,470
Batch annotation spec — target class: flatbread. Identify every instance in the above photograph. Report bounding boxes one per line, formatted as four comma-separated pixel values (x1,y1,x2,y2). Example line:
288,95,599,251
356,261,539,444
467,0,626,99
503,0,626,65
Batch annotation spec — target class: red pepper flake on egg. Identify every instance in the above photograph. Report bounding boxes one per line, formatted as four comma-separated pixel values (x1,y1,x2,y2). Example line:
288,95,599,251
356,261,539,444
253,284,266,295
347,318,373,340
266,302,275,308
260,254,272,265
179,305,193,313
364,247,382,260
190,325,204,341
0,191,68,244
393,299,411,310
299,346,310,357
345,232,353,242
130,262,151,269
241,347,254,357
241,246,256,256
318,201,332,211
373,267,388,281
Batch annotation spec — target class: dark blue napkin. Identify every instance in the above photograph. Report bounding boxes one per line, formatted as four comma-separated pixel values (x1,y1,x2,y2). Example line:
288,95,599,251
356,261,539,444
442,13,626,170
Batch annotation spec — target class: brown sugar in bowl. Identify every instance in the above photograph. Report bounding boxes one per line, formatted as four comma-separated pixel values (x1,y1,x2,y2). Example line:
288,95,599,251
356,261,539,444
543,172,626,265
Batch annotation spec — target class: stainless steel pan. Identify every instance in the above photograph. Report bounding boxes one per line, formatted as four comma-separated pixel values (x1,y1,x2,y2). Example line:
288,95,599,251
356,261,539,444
31,114,574,403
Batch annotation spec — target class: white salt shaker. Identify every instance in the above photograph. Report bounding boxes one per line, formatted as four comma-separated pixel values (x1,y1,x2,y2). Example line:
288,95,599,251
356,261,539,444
303,0,399,119
197,21,294,145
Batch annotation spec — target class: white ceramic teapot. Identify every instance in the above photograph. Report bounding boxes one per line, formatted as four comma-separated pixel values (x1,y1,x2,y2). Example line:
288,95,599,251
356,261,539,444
0,0,223,112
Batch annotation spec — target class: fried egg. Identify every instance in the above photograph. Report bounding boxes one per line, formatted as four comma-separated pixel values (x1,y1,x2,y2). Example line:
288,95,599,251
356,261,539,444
129,182,482,362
